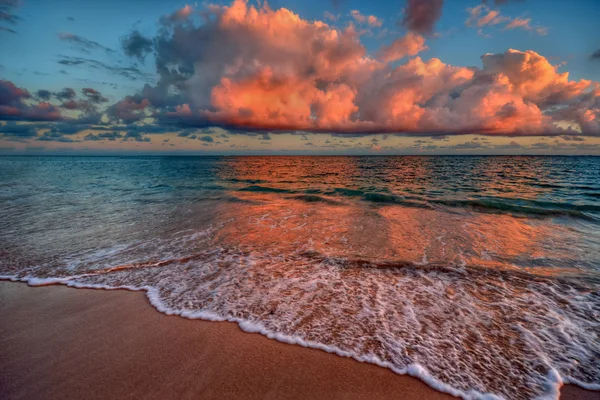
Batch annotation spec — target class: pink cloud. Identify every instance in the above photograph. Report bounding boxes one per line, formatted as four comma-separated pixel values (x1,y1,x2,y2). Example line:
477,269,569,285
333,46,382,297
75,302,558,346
350,10,382,28
0,80,62,121
377,32,428,63
466,5,547,36
149,1,595,135
505,17,532,30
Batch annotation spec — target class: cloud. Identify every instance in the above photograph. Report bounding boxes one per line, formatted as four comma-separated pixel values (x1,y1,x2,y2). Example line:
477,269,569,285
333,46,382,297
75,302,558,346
58,33,115,54
504,17,532,30
0,80,62,121
0,26,15,34
106,96,151,123
590,49,600,61
377,32,427,62
323,12,338,22
123,130,151,142
125,1,596,136
84,132,123,141
57,55,152,81
55,88,76,101
161,4,194,25
121,30,154,62
466,5,547,36
0,0,22,32
37,131,78,142
401,0,444,35
36,90,52,101
0,121,40,140
198,135,213,142
82,88,108,103
466,5,508,27
350,10,382,28
3,0,599,141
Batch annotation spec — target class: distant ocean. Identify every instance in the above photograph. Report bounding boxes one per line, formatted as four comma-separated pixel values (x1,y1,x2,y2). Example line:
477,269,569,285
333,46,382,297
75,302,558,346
1,155,599,399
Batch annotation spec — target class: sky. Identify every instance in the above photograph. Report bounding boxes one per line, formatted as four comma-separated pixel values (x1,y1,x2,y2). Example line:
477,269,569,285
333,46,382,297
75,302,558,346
1,0,600,155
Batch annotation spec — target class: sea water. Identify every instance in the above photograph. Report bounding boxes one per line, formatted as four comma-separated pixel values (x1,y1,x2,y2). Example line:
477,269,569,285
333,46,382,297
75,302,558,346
1,155,599,399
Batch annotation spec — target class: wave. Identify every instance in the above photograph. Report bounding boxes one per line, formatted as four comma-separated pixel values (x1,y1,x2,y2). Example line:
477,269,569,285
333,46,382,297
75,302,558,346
2,246,599,400
235,184,600,221
238,185,294,194
433,198,600,221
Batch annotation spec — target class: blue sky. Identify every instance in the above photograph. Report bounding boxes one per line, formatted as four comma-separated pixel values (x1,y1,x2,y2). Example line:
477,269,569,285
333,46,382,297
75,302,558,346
1,0,600,154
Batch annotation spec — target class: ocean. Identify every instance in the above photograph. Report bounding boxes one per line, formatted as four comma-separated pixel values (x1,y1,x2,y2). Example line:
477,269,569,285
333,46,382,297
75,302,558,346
1,155,599,399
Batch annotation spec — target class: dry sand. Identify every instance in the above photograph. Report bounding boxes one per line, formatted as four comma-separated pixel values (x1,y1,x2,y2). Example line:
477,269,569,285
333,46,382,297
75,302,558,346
0,281,598,400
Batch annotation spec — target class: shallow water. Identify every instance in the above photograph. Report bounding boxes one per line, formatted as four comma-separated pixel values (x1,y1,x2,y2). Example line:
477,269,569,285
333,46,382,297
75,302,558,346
1,155,599,399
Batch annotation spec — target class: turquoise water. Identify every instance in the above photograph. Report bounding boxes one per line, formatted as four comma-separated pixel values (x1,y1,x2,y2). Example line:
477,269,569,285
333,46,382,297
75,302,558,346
1,156,599,399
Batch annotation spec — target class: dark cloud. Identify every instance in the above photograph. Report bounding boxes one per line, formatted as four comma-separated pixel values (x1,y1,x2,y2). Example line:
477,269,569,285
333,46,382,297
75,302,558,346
261,133,271,141
0,80,62,121
106,96,150,123
124,130,151,142
494,140,523,149
121,30,154,62
84,132,123,141
36,90,52,101
401,0,444,35
82,88,109,103
177,129,195,137
55,88,76,101
57,56,153,81
590,49,600,61
46,122,90,135
121,124,175,135
67,16,75,22
0,26,16,33
451,141,487,150
37,131,77,142
0,0,22,29
198,135,213,142
58,33,115,54
0,121,40,139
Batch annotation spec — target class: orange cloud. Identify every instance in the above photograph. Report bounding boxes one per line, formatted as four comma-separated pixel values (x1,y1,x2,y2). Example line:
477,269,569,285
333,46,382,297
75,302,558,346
377,32,427,63
466,5,547,36
142,1,598,135
350,10,382,28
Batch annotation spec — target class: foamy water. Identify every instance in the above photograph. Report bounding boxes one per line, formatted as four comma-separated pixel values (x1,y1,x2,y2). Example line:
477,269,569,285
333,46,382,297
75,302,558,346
1,156,599,399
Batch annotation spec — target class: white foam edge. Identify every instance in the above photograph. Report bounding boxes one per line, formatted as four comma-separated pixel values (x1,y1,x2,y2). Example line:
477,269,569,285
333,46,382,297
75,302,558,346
0,274,594,400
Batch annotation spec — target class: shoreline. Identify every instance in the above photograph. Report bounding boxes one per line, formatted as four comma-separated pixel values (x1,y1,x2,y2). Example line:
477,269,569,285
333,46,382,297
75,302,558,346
1,281,598,400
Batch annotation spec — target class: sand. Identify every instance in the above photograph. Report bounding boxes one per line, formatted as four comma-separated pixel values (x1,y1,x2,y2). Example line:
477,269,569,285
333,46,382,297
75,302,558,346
0,282,598,400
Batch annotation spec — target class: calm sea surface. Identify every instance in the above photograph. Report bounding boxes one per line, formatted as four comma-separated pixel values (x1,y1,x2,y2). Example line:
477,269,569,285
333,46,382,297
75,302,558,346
1,156,599,399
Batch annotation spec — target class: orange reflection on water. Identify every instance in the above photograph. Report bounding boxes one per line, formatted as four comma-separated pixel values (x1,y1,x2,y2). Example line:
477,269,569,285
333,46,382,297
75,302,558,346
212,156,586,276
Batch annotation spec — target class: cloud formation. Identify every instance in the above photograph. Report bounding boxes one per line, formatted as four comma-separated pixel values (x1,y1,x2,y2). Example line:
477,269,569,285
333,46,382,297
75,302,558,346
466,4,548,36
350,10,382,28
0,0,21,33
57,55,152,81
2,0,599,142
127,0,597,136
401,0,444,35
121,30,154,62
0,80,62,121
58,33,115,54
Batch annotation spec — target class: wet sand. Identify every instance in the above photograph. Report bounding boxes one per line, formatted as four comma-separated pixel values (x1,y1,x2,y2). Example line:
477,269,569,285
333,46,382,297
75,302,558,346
0,281,597,400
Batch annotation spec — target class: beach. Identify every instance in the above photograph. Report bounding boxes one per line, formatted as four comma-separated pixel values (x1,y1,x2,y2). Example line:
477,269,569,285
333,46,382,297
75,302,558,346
0,281,597,400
